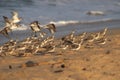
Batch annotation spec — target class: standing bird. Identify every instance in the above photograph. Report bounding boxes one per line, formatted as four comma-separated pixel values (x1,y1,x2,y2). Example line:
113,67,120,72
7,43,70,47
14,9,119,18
11,11,22,24
94,27,108,40
68,30,75,41
39,32,47,38
94,38,107,45
78,32,86,39
29,21,41,37
101,27,108,37
71,39,84,51
44,23,56,34
61,30,75,43
46,45,56,53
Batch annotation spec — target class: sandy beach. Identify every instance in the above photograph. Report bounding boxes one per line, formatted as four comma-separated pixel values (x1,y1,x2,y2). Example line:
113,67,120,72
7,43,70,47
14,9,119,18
0,28,120,80
0,0,120,80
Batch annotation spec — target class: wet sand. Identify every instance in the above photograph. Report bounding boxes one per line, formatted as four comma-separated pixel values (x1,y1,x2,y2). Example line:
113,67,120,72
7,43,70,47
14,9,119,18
0,28,120,80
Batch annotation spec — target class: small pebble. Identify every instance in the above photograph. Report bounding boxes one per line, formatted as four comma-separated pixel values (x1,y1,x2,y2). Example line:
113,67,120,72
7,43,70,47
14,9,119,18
9,65,12,69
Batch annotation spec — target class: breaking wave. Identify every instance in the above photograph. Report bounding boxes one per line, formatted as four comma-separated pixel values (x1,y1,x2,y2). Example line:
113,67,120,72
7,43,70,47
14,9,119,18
11,18,120,31
49,20,80,26
49,18,117,26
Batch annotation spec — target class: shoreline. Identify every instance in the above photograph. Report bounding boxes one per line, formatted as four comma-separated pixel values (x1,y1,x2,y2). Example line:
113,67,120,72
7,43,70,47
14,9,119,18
0,18,120,44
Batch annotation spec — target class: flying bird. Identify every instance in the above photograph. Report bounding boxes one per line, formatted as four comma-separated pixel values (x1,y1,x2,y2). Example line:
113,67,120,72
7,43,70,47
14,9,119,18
44,23,56,34
11,11,22,23
29,21,41,37
0,27,11,38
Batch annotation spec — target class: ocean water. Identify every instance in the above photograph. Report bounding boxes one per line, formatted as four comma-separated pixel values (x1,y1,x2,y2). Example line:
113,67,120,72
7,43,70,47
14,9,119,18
0,0,120,44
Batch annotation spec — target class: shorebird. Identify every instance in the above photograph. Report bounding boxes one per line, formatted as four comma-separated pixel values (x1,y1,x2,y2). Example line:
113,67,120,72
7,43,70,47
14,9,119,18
61,39,73,50
62,40,73,45
7,47,16,56
9,23,20,30
29,21,41,37
0,46,3,54
40,38,49,48
74,32,86,43
7,39,17,46
46,35,55,42
39,32,47,38
3,16,20,30
61,30,76,43
40,40,55,53
84,33,95,43
61,45,69,50
23,45,38,55
71,39,83,50
43,35,54,43
78,32,87,39
94,32,100,40
20,37,32,45
69,30,75,39
11,11,22,24
46,45,55,53
3,40,17,50
40,36,55,48
94,28,108,40
0,27,11,38
101,27,108,37
16,44,28,51
0,46,7,56
94,37,107,45
65,30,75,40
40,40,46,47
44,23,56,34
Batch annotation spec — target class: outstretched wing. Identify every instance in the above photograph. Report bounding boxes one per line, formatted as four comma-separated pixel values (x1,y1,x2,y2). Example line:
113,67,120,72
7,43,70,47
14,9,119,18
0,27,10,38
44,23,56,34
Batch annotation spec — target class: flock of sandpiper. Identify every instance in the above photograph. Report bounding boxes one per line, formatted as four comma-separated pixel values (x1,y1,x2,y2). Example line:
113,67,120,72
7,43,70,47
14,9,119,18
0,11,108,57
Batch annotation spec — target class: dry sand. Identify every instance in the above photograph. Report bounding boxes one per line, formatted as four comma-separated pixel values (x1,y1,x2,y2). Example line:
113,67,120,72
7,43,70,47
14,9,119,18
0,28,120,80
